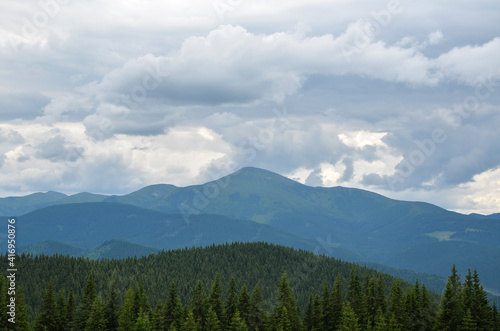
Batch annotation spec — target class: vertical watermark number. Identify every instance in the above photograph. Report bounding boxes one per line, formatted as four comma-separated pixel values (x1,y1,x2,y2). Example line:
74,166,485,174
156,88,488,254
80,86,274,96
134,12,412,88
6,218,17,324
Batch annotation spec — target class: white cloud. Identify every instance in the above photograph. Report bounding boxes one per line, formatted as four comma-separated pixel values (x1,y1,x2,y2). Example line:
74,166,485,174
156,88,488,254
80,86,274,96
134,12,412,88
435,37,500,85
428,30,444,45
1,0,500,213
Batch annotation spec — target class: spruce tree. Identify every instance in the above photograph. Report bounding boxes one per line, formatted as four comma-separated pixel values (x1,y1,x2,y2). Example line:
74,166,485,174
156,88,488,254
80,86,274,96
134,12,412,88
225,275,239,328
76,273,97,330
461,308,477,331
182,310,199,331
34,279,58,331
85,295,108,331
313,295,323,331
322,281,332,330
375,274,386,315
373,308,387,331
14,286,30,331
56,290,68,331
339,302,360,331
134,282,150,319
0,278,7,330
209,274,224,324
304,295,314,331
347,268,363,320
238,284,251,324
363,277,377,329
248,284,264,330
388,279,406,330
492,302,499,331
172,299,184,330
420,284,435,330
134,307,152,331
66,289,77,329
105,282,119,331
205,307,222,331
151,302,164,331
472,269,492,330
275,272,301,330
331,274,343,331
279,306,293,331
166,281,179,328
405,279,423,330
118,287,137,331
229,311,248,331
435,265,464,331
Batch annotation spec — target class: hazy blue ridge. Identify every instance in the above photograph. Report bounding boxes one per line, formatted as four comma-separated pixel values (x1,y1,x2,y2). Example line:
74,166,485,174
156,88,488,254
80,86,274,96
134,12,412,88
2,166,499,294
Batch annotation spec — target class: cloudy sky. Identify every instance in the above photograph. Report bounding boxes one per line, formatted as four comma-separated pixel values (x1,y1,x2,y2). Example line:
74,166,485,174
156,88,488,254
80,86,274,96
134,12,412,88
1,0,499,214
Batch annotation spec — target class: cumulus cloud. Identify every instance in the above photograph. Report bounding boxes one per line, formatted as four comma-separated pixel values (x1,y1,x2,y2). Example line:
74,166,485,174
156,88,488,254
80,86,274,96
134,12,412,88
0,0,499,213
428,30,444,45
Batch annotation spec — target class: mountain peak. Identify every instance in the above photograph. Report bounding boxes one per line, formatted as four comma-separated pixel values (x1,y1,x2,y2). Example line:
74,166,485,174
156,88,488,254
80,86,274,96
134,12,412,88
227,166,301,186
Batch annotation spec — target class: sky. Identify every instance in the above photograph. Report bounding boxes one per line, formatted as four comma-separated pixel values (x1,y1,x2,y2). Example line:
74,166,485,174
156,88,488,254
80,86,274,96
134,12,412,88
0,0,499,214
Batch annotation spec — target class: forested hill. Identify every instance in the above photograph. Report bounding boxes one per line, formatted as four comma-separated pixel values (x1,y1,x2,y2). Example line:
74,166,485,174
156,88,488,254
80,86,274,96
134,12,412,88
3,242,499,330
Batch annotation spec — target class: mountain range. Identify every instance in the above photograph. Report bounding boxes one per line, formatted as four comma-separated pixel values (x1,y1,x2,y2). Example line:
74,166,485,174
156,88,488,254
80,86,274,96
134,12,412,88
2,167,499,296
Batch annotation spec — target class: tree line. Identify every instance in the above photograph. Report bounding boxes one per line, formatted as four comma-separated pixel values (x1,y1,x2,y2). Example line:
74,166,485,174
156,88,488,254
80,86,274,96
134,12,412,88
4,267,499,330
1,242,499,330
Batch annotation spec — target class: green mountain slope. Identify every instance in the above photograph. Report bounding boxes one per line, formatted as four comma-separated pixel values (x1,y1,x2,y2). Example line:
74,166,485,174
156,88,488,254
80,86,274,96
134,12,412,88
0,191,67,215
2,167,499,293
101,167,500,292
5,202,360,260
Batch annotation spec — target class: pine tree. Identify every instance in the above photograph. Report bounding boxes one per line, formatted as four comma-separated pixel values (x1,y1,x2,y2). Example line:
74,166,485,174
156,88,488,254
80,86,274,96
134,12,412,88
492,303,499,331
172,299,184,330
462,269,474,316
118,287,137,331
435,265,464,331
209,274,224,324
347,269,363,320
105,282,119,331
322,281,332,330
56,290,68,331
225,275,239,328
248,284,264,330
420,284,435,330
134,282,150,319
34,279,58,331
405,279,423,330
375,274,386,315
472,269,492,330
386,312,400,331
304,295,314,331
372,308,387,331
152,302,164,331
275,272,301,330
238,284,251,324
313,295,323,331
0,278,7,330
339,303,360,331
331,274,343,331
166,281,179,328
205,307,222,331
76,274,97,330
134,307,152,331
363,277,377,329
66,289,77,329
388,279,406,330
182,310,199,331
229,311,248,331
14,286,30,331
85,295,108,331
461,308,477,331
